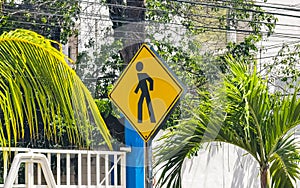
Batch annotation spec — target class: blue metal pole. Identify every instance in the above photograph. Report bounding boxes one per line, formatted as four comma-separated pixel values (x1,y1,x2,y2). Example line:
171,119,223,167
125,118,145,188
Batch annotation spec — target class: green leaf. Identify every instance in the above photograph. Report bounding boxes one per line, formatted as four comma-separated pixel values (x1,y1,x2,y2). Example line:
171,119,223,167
0,29,112,149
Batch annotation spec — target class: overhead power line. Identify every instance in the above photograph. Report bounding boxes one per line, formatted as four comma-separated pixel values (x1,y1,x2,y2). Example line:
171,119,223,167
6,0,300,21
8,15,300,43
3,3,299,32
259,40,300,50
4,0,300,49
216,0,300,12
167,0,300,19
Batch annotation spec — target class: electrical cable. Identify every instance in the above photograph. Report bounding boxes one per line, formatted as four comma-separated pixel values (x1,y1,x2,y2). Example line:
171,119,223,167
4,2,300,42
4,0,300,51
6,0,300,21
216,0,300,12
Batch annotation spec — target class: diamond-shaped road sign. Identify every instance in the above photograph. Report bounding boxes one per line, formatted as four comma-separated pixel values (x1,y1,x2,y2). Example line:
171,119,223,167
109,43,184,142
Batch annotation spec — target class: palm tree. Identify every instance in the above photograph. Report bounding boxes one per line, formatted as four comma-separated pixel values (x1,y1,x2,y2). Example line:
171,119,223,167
155,57,300,188
0,29,112,149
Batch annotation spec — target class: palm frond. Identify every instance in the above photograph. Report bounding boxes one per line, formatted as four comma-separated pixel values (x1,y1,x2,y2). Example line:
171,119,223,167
0,29,112,149
155,56,300,187
270,133,300,188
155,87,225,187
155,118,206,188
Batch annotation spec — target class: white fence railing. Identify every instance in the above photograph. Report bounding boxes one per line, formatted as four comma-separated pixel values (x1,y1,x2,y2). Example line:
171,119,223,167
4,153,57,188
0,147,127,188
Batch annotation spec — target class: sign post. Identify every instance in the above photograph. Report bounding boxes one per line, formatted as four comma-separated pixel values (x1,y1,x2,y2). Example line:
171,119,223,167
109,43,184,188
124,118,145,188
145,140,153,188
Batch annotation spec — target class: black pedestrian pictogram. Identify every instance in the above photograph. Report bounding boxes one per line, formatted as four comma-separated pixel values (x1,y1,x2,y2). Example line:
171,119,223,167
134,62,156,123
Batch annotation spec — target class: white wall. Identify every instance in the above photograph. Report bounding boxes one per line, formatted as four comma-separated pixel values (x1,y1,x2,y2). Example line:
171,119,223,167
181,143,260,188
153,131,260,188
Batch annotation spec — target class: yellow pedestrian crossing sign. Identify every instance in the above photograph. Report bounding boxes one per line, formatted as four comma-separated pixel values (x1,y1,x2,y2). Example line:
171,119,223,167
109,43,184,142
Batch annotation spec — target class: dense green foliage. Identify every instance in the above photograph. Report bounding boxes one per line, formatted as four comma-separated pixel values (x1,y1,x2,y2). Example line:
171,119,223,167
0,0,79,43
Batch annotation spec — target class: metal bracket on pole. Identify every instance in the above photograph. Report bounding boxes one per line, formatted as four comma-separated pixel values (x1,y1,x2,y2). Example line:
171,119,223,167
3,153,57,188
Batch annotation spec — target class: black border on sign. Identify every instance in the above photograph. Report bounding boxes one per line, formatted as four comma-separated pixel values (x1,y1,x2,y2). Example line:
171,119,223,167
109,43,184,142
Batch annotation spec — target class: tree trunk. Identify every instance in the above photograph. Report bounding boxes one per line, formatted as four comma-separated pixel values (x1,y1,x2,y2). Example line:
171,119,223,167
261,165,271,188
120,0,145,64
